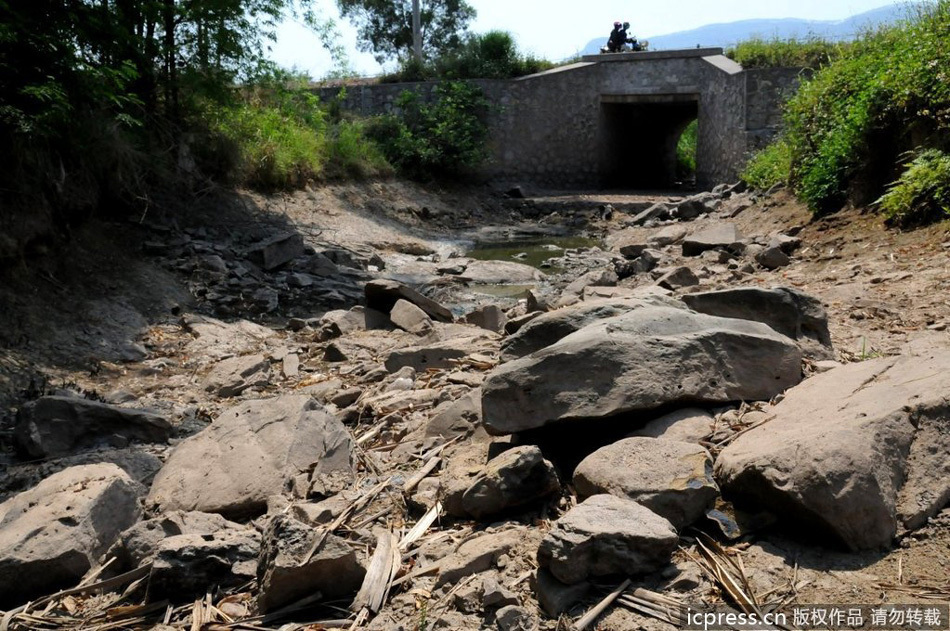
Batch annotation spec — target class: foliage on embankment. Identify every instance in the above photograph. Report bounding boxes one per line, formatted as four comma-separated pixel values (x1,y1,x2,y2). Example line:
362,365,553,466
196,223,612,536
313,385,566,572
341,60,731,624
741,2,950,225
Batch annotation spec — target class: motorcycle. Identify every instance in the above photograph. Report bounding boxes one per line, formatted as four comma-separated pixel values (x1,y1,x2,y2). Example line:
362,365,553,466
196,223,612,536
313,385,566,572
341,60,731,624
600,38,648,53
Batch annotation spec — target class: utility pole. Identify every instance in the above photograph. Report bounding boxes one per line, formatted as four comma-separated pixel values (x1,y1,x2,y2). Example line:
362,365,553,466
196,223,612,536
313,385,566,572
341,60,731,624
412,0,422,62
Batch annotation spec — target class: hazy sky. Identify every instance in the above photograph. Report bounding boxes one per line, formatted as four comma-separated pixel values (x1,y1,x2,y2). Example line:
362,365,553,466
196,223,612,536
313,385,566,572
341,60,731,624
268,0,903,78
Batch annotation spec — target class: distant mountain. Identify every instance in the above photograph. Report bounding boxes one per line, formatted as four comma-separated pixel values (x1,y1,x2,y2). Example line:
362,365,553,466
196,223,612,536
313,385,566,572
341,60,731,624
580,5,908,56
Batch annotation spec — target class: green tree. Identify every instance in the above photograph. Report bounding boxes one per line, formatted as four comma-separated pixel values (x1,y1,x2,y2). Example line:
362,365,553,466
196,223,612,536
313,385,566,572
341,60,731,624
335,0,475,64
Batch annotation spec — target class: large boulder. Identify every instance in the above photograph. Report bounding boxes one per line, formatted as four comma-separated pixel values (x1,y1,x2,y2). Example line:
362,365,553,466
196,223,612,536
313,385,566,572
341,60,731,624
716,342,950,550
537,494,678,584
257,515,365,612
147,395,353,518
14,396,171,459
500,296,681,362
682,286,833,359
364,279,453,323
573,438,718,529
0,464,141,606
483,306,802,434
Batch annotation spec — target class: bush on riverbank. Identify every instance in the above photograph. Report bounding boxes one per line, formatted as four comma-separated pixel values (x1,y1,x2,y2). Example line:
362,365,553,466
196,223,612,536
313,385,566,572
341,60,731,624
741,2,950,221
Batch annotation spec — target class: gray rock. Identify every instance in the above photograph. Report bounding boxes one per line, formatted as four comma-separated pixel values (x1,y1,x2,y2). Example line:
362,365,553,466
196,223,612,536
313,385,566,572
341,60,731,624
629,203,671,226
631,248,662,275
0,464,140,605
330,387,363,408
483,574,520,608
150,529,261,598
504,312,543,335
716,342,950,550
202,354,271,397
672,197,714,221
458,259,544,285
537,494,678,584
390,299,433,335
535,568,590,617
648,225,688,247
558,268,619,306
436,530,522,587
496,605,539,631
459,446,561,519
426,389,481,439
246,233,305,271
682,224,743,257
500,296,679,362
464,305,507,333
110,510,243,569
525,290,553,313
257,515,365,612
656,266,699,290
290,494,352,525
628,408,714,443
755,244,791,269
574,438,719,529
148,395,353,518
318,308,369,339
365,279,453,323
14,396,171,459
483,306,802,434
617,240,649,259
682,286,834,359
182,315,275,361
384,335,495,372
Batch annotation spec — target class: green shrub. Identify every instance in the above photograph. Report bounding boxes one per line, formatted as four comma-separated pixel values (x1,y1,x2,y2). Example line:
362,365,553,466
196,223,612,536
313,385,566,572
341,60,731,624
217,102,327,191
750,1,950,217
326,119,392,179
876,149,950,226
676,120,697,176
366,81,489,179
742,139,793,190
741,139,792,191
726,36,847,69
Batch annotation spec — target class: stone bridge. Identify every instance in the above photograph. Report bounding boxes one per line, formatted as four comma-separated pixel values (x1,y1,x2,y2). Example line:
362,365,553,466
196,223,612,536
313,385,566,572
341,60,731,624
319,49,804,190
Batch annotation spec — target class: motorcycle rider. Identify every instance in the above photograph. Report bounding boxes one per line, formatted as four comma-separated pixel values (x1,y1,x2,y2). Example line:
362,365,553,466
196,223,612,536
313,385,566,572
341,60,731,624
607,21,626,52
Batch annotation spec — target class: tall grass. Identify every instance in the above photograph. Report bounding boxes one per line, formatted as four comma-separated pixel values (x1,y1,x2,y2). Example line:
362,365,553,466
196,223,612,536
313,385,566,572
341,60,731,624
210,79,390,191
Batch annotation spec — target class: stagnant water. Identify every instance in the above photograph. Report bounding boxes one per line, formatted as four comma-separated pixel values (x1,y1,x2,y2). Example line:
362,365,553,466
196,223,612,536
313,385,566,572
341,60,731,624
466,235,602,271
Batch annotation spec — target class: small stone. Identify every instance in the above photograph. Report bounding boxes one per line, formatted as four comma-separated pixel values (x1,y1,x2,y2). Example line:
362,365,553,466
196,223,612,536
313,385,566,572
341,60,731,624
496,605,539,631
534,569,590,617
537,495,678,584
257,515,365,612
656,266,699,290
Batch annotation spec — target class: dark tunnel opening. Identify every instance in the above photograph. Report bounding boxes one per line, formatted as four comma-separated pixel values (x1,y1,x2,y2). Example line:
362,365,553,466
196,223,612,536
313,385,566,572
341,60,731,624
600,94,700,189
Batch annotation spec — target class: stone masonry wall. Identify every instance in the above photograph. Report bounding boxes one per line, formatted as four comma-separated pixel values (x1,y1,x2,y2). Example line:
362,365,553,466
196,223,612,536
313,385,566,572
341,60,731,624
315,52,802,189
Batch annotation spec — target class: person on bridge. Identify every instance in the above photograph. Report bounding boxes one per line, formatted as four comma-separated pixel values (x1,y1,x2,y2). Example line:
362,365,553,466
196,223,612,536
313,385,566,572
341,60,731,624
607,21,627,52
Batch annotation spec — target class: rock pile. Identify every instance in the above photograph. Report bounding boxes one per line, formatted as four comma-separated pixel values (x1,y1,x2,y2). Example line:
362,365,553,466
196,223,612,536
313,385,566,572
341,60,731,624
2,182,948,631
